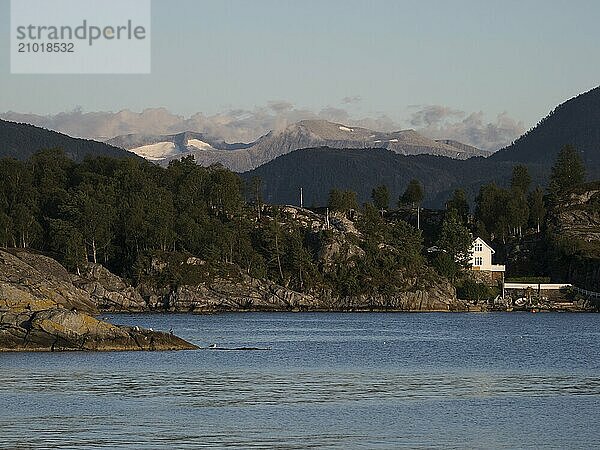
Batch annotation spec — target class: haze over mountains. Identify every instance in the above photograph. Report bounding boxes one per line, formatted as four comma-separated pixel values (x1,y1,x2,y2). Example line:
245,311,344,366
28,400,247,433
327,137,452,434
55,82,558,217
0,105,523,153
107,120,488,171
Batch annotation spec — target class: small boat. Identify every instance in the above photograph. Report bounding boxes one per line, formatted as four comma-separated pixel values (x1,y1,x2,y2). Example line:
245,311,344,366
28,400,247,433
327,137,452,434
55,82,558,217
208,343,218,349
514,297,528,307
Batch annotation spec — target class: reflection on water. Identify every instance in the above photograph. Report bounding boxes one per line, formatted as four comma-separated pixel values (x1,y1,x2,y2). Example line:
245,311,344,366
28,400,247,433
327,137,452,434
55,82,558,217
1,312,600,449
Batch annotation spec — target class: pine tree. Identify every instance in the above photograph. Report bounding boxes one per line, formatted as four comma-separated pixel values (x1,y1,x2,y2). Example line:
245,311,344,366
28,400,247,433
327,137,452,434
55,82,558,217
510,165,532,194
249,176,263,219
0,158,40,248
48,219,86,274
328,189,344,211
548,145,586,198
507,192,529,236
0,211,13,248
399,179,424,229
475,183,511,242
528,186,546,233
371,184,390,213
328,189,358,213
446,189,469,222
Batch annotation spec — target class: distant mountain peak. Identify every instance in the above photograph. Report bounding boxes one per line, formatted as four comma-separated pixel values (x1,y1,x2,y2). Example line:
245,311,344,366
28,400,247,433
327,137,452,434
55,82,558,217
242,87,600,209
107,119,488,170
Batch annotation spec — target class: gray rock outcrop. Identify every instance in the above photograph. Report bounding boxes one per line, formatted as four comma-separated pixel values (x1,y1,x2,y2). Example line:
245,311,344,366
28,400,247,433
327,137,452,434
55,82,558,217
139,272,463,313
72,263,147,312
0,249,197,352
0,307,195,351
0,249,97,313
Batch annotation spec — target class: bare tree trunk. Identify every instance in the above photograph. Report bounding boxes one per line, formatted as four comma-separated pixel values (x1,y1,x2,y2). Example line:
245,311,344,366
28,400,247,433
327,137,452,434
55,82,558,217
275,233,284,282
92,239,97,264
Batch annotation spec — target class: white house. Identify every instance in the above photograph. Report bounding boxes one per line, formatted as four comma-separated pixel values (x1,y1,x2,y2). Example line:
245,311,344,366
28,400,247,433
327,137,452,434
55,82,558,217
470,237,505,273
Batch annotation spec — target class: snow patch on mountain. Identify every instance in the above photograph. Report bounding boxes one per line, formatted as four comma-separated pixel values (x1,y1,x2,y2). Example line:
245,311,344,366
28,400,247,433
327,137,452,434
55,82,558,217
112,120,489,170
130,142,178,161
187,138,214,150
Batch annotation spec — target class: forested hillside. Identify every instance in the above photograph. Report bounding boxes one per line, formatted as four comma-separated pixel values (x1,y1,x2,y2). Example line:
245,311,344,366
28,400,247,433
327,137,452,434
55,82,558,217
243,147,545,207
0,150,453,304
0,144,595,305
492,86,600,168
0,119,137,161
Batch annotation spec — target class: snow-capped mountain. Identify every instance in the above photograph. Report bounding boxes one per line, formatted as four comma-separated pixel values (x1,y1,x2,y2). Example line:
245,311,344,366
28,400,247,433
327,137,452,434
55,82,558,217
109,120,489,171
106,131,252,163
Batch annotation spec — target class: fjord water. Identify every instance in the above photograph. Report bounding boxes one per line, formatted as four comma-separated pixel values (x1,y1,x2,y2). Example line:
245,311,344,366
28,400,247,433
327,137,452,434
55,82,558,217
1,313,599,449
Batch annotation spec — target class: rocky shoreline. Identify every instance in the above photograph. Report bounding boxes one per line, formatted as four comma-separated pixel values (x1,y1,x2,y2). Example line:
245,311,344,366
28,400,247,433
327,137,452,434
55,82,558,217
0,247,471,352
0,249,197,352
74,254,467,313
0,307,196,352
2,246,595,352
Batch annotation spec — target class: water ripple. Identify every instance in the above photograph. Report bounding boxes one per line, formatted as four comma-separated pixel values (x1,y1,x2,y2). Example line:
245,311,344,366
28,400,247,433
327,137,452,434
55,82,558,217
1,312,600,449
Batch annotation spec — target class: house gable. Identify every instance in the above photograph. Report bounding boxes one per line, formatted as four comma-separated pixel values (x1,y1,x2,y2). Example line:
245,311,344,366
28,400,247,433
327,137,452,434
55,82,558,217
473,237,495,254
470,237,505,273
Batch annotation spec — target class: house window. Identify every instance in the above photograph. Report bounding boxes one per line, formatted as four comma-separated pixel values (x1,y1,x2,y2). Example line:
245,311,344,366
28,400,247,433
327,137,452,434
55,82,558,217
474,243,483,252
474,256,483,266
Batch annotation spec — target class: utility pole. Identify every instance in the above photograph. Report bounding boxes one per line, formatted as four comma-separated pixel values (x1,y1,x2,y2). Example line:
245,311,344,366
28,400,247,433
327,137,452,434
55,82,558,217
300,187,303,209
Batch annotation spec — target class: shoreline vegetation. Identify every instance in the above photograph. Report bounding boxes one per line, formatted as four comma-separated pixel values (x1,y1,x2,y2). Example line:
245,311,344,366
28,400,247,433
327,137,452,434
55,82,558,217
0,144,598,351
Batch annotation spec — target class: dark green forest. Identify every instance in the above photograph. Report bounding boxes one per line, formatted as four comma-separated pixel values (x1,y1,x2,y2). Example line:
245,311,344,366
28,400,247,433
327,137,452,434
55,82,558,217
0,119,135,161
0,144,592,298
0,149,440,298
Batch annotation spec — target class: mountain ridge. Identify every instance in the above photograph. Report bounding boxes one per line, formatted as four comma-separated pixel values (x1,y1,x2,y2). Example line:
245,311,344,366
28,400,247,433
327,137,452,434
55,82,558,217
491,86,600,166
108,119,489,170
244,87,600,207
0,119,138,162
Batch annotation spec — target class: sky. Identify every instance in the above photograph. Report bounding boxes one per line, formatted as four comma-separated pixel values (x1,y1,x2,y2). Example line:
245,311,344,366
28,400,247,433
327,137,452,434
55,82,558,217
0,0,599,148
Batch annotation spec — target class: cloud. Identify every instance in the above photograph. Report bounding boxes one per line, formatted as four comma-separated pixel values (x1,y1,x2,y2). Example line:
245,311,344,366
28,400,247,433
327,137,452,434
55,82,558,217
408,105,525,151
267,100,294,113
1,102,399,143
341,95,362,105
0,107,184,140
318,107,351,123
409,105,465,127
1,102,524,151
